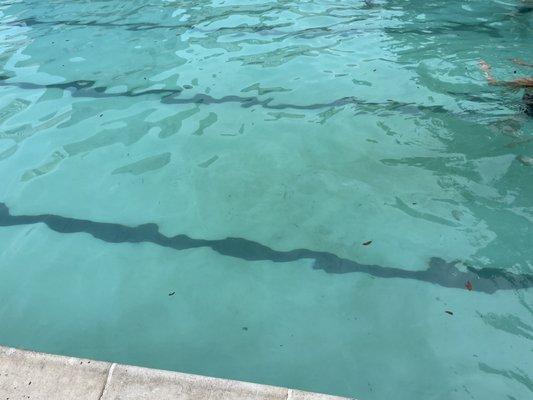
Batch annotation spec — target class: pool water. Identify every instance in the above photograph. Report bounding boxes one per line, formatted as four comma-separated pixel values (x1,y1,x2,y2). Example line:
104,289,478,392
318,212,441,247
1,0,532,398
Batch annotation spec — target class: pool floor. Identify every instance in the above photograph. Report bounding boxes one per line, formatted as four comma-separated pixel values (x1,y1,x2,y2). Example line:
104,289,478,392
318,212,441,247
0,1,532,399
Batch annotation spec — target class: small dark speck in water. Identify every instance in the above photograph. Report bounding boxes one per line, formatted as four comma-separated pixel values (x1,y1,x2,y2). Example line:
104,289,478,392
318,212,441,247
183,84,193,89
242,327,248,331
28,382,31,386
445,310,454,315
412,202,417,205
514,70,517,74
465,281,473,291
99,114,103,117
144,77,147,80
362,240,372,246
169,291,175,296
373,69,377,72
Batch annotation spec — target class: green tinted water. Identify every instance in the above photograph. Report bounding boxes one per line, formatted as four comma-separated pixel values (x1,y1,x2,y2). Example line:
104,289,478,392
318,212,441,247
0,0,532,398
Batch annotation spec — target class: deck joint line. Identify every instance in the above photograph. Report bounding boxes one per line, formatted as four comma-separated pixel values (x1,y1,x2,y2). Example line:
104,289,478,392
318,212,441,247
98,362,116,400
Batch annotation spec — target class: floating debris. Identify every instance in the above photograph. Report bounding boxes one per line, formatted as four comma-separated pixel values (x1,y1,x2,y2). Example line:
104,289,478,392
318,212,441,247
168,291,175,296
362,240,372,246
445,310,454,315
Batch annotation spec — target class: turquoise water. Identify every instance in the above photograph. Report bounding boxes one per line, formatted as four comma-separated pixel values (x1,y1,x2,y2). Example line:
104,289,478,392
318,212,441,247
0,0,532,398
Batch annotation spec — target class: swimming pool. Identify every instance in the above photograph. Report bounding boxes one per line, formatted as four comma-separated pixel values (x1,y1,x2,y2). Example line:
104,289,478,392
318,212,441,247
0,0,532,398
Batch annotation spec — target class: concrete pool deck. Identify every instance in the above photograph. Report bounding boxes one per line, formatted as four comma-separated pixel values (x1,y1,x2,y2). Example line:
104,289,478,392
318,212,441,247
0,346,352,399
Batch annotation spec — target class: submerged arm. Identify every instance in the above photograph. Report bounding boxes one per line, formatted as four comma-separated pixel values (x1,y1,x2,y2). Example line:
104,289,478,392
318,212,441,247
479,60,533,89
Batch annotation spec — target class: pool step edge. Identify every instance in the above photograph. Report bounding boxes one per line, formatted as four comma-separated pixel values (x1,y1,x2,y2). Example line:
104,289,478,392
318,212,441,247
0,346,353,400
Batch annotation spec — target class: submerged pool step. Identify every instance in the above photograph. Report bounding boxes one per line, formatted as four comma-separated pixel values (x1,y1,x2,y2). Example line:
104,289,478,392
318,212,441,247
0,346,352,400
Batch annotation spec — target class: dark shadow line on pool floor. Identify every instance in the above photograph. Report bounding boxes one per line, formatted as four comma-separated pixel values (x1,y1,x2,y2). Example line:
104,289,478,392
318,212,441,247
1,203,532,294
0,75,456,115
6,16,510,38
4,16,288,34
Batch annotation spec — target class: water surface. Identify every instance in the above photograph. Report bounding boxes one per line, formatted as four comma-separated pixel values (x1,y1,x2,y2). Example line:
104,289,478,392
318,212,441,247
0,1,532,399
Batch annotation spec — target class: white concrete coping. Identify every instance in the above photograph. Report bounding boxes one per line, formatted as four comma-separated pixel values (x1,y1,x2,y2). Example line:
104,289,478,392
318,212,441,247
0,346,353,400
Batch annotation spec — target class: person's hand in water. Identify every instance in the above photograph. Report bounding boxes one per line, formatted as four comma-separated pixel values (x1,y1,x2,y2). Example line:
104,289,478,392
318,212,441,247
479,60,496,83
478,59,533,89
479,60,491,71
